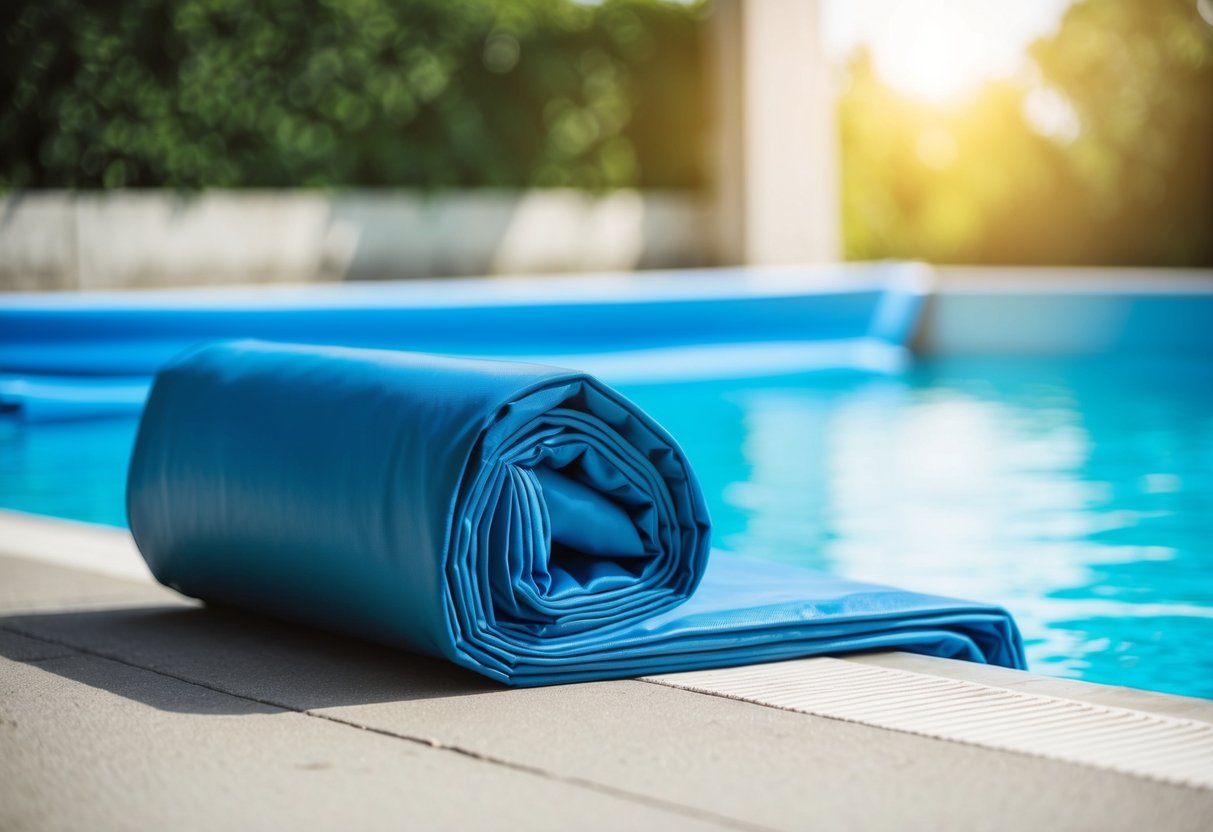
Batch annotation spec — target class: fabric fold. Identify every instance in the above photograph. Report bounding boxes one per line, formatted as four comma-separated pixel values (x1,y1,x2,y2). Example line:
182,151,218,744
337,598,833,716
127,340,1025,685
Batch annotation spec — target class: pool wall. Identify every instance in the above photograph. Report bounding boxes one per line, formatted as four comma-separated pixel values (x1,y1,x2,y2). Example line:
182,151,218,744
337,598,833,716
916,266,1213,356
3,262,1212,422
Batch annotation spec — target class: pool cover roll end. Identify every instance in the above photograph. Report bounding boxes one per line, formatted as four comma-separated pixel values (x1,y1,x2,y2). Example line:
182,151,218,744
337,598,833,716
127,340,1025,685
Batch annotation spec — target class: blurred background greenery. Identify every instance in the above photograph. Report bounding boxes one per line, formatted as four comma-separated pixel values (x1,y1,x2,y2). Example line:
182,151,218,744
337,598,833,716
1,0,1210,266
0,0,710,191
839,0,1213,267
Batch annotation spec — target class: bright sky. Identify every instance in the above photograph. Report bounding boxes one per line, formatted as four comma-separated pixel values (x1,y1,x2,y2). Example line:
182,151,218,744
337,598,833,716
821,0,1075,101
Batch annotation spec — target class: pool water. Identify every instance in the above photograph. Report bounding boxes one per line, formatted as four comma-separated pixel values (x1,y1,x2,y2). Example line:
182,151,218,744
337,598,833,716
2,355,1211,699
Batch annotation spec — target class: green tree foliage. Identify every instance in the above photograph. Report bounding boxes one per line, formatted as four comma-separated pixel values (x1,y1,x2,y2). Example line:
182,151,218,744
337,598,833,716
840,0,1213,267
0,0,709,190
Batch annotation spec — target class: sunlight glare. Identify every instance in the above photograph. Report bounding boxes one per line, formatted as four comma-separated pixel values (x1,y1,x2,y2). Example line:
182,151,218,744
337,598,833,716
824,0,1074,102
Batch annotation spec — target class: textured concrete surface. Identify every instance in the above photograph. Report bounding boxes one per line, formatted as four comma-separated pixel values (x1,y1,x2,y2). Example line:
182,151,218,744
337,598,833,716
0,551,165,615
2,655,726,832
0,511,150,583
3,553,1212,831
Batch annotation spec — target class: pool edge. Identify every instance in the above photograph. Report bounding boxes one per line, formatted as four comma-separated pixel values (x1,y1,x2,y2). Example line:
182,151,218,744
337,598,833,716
3,506,1208,727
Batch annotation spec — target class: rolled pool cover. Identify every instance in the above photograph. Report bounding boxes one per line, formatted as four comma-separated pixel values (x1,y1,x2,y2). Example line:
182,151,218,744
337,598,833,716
128,340,1025,684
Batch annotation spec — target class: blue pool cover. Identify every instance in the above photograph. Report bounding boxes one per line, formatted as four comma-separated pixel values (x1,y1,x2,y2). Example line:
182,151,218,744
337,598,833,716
1,265,925,421
127,340,1025,685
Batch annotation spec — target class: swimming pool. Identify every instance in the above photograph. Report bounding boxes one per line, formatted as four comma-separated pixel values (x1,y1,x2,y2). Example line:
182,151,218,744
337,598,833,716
2,352,1209,697
0,270,1208,698
636,355,1213,699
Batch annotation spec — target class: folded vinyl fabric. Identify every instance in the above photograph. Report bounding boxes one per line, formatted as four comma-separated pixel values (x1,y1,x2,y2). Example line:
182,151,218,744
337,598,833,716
127,340,1026,685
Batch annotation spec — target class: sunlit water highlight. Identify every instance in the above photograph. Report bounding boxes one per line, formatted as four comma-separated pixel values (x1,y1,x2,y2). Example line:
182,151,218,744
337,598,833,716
2,355,1210,698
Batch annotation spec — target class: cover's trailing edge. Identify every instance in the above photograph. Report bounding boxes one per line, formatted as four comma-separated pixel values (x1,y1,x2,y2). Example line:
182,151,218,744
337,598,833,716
127,340,1023,686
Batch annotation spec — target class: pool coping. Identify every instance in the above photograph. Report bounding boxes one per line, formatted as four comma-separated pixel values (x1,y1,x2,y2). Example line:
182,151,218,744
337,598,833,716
4,508,1210,736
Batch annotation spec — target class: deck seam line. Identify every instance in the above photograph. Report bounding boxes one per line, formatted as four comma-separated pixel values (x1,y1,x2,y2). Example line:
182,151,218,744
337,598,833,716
0,622,776,832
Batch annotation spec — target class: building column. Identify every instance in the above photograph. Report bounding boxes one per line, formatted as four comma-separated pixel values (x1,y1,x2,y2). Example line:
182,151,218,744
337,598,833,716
710,0,841,265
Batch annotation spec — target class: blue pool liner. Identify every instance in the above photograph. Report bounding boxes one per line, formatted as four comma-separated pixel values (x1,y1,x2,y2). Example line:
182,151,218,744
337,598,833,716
127,340,1025,685
1,264,928,421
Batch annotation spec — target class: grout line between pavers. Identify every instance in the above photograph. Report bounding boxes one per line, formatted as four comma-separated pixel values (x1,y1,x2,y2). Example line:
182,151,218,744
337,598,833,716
12,650,82,663
0,622,777,832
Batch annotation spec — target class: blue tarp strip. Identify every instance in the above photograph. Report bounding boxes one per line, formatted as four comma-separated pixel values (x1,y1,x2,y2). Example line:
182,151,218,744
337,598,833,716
0,265,927,421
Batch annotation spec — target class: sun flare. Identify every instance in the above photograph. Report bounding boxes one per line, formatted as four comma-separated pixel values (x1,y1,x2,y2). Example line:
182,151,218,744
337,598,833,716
825,0,1075,102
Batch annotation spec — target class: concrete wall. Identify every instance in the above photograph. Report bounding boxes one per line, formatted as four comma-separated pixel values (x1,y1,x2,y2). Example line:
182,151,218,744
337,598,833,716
0,190,711,291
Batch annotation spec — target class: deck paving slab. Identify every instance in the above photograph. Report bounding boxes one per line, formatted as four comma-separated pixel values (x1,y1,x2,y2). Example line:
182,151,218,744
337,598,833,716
3,553,1212,831
0,654,729,832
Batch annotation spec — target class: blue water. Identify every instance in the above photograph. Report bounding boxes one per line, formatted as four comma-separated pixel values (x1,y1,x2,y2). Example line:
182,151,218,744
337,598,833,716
2,355,1211,698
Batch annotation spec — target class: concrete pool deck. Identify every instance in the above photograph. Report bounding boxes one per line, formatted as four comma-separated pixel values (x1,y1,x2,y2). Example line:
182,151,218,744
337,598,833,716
2,509,1212,831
